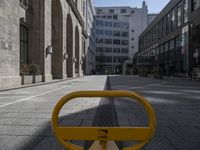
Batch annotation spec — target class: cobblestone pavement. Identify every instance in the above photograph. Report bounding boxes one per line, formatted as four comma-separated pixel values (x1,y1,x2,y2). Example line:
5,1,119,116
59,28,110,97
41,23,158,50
0,76,107,150
109,75,200,150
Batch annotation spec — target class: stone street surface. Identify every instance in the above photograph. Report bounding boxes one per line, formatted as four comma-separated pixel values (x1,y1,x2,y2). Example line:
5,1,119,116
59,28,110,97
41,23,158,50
0,75,200,150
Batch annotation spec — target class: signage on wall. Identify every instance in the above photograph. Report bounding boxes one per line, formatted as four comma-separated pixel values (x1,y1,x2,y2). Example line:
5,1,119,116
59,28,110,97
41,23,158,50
0,39,12,50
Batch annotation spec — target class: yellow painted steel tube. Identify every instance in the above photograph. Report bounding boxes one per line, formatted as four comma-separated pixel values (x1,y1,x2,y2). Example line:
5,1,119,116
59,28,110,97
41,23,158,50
51,91,156,150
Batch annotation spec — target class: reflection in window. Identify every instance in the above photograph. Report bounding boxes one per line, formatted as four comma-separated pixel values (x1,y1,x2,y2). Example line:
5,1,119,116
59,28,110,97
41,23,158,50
96,20,104,26
121,40,128,45
113,48,120,53
177,3,182,27
105,47,112,53
192,0,200,11
113,31,120,37
96,38,103,44
96,47,103,52
121,48,128,53
183,0,188,23
105,30,112,36
105,39,112,45
96,29,104,35
121,32,129,37
105,21,112,27
113,39,120,45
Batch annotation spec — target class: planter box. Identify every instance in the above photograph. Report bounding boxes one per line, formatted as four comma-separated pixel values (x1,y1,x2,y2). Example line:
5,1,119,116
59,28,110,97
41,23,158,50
21,75,43,85
33,75,43,83
21,75,34,85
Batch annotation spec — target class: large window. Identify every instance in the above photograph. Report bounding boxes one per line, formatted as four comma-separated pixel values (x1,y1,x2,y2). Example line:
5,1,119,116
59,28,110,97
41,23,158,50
183,0,188,23
96,47,103,52
105,21,112,27
113,22,121,28
177,3,182,27
113,48,120,53
121,40,128,45
96,38,103,44
105,30,112,36
20,25,28,64
122,23,129,29
121,32,129,37
113,31,120,37
192,0,200,11
171,9,176,31
121,48,128,54
96,29,104,35
121,9,127,13
96,20,104,26
105,47,112,53
113,39,120,45
105,39,112,45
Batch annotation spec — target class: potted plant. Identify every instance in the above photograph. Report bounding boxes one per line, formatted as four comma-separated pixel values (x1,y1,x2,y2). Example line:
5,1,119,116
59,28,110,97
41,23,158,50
29,64,42,83
20,64,42,85
20,64,34,85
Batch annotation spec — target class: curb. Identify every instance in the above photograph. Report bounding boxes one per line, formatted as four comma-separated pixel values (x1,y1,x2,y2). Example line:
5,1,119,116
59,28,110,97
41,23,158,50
0,77,77,92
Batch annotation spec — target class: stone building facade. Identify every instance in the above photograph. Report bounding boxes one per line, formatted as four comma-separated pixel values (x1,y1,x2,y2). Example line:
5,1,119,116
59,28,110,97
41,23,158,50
0,0,88,89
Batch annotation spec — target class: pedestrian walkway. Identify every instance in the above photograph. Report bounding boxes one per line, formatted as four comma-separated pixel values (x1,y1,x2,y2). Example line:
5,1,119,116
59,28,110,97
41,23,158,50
0,76,107,150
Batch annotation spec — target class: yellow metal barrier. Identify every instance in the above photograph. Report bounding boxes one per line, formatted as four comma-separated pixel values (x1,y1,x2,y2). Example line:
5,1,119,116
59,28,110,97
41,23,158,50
51,91,156,150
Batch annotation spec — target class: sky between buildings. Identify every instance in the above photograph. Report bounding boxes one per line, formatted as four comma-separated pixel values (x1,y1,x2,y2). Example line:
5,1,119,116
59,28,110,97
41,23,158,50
94,0,170,13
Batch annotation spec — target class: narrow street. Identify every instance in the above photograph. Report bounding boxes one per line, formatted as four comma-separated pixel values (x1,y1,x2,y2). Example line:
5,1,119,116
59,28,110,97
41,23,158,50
0,75,200,150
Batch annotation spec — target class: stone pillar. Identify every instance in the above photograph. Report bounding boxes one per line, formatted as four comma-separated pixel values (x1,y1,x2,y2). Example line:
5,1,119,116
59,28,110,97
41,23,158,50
0,0,21,89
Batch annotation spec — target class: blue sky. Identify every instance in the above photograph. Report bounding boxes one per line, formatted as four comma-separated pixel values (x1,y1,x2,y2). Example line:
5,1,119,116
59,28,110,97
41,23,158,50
94,0,170,13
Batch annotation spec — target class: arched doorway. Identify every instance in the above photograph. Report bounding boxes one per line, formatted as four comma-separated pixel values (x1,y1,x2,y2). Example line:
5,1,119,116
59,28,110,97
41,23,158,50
66,14,73,78
75,26,80,74
51,0,63,79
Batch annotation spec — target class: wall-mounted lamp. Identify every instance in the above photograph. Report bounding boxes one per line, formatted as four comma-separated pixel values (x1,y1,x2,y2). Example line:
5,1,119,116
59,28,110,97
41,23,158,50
46,46,53,55
64,53,68,59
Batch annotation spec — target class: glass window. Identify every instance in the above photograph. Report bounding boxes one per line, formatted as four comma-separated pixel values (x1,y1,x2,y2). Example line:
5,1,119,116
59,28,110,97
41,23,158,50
177,3,182,27
121,48,128,53
103,56,112,63
96,56,104,63
183,0,189,23
105,30,112,36
113,22,121,28
109,9,114,13
96,20,104,26
113,48,120,53
113,39,120,45
121,40,128,45
96,38,103,44
96,47,103,52
105,21,112,27
121,9,127,13
113,31,120,37
122,23,129,29
121,32,129,37
105,47,112,53
113,15,118,20
20,25,28,64
105,39,112,44
171,9,176,31
192,0,200,11
96,29,104,35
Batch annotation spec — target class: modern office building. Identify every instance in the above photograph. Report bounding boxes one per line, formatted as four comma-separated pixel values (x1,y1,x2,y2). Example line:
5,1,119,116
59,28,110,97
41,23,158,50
95,2,157,74
138,0,200,77
0,0,89,89
84,0,96,75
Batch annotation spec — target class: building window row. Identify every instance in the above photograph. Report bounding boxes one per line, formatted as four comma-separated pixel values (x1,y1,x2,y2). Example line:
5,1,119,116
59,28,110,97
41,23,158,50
96,14,118,20
96,47,129,54
96,20,129,29
96,30,129,37
96,56,128,63
96,38,129,46
139,0,190,51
